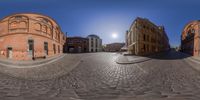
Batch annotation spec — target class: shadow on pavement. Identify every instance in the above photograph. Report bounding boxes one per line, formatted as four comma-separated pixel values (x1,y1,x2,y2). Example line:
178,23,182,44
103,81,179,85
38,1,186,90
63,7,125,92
145,50,192,60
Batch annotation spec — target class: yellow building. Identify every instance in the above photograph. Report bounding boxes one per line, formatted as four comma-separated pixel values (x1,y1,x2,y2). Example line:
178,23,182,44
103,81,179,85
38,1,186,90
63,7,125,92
126,17,170,55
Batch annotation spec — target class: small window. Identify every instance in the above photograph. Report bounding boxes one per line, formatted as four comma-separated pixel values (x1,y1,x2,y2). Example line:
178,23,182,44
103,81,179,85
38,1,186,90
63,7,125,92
15,16,22,20
191,29,195,34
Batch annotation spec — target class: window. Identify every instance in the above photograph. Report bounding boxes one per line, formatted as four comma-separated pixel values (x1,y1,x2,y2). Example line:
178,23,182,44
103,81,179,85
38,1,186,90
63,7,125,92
42,18,49,24
143,44,146,52
143,34,146,41
191,29,195,33
146,35,149,42
152,46,155,52
147,45,149,52
84,48,87,52
58,33,60,41
10,22,17,29
19,21,26,28
53,44,56,54
47,27,51,35
15,16,22,20
96,39,98,47
8,15,28,33
191,29,195,36
84,41,86,44
42,25,47,33
58,45,60,53
35,23,41,31
91,40,93,47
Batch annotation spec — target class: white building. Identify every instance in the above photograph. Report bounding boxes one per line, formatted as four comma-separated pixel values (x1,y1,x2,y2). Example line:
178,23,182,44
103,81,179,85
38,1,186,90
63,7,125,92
87,34,102,52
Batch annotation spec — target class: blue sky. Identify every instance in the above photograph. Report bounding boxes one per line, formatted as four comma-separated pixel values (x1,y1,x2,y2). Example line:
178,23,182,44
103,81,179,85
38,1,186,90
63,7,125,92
0,0,200,46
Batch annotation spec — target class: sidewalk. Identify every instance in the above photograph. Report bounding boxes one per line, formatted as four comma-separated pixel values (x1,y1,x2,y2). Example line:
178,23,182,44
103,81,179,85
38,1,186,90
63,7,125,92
191,56,200,62
115,54,151,64
186,56,200,64
0,54,83,80
0,54,65,68
180,52,200,72
180,52,200,64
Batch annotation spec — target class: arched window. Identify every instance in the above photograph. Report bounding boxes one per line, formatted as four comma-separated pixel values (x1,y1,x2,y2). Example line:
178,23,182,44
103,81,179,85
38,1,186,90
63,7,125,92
47,27,51,35
191,29,195,34
19,21,27,28
8,15,29,32
55,27,59,39
58,32,60,41
10,22,18,29
35,23,41,31
42,25,47,33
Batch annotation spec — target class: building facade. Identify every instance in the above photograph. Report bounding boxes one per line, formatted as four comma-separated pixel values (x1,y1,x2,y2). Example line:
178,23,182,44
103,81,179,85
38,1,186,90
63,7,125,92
126,17,170,55
181,21,200,56
64,37,89,53
0,13,66,60
87,34,102,52
104,43,125,52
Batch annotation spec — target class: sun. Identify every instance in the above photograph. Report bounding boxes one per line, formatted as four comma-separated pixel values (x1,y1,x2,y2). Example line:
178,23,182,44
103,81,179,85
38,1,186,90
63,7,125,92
111,33,118,39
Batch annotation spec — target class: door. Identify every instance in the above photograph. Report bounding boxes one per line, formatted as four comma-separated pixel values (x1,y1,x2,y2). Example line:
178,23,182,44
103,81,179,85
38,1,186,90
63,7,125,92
44,42,48,56
7,47,12,59
28,40,34,59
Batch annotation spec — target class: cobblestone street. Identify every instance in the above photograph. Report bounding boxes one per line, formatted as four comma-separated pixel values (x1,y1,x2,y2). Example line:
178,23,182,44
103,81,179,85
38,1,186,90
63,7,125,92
0,51,200,100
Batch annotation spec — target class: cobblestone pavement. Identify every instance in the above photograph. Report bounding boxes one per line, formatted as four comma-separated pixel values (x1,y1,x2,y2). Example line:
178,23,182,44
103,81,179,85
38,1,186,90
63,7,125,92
0,51,200,100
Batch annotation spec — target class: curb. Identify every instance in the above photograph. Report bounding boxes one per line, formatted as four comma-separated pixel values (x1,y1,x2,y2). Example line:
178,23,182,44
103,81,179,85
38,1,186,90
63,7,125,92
115,55,151,64
0,54,65,68
180,52,200,64
115,58,151,64
186,57,200,64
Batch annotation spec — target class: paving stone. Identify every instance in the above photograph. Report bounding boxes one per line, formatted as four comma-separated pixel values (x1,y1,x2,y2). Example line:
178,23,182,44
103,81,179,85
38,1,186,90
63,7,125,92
0,52,199,100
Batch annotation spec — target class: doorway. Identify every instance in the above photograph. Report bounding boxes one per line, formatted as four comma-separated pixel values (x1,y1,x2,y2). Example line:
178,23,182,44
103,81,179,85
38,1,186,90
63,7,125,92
44,42,48,56
7,47,12,59
28,40,34,59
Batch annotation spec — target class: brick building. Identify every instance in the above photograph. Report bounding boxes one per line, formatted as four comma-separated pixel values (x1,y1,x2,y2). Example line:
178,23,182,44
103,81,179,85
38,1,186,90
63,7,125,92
64,37,89,53
126,17,170,55
104,43,125,52
181,20,200,56
0,13,66,60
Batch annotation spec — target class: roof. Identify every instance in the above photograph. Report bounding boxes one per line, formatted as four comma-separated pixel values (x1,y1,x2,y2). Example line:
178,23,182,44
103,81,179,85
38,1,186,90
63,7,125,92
67,36,88,40
87,34,100,39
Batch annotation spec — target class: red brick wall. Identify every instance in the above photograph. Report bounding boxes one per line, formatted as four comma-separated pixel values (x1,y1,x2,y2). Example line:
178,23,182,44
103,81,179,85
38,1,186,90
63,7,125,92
181,21,200,56
0,13,66,60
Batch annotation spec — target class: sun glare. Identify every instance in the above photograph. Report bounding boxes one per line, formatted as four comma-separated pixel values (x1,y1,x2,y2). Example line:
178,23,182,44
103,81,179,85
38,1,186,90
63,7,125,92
111,33,118,39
